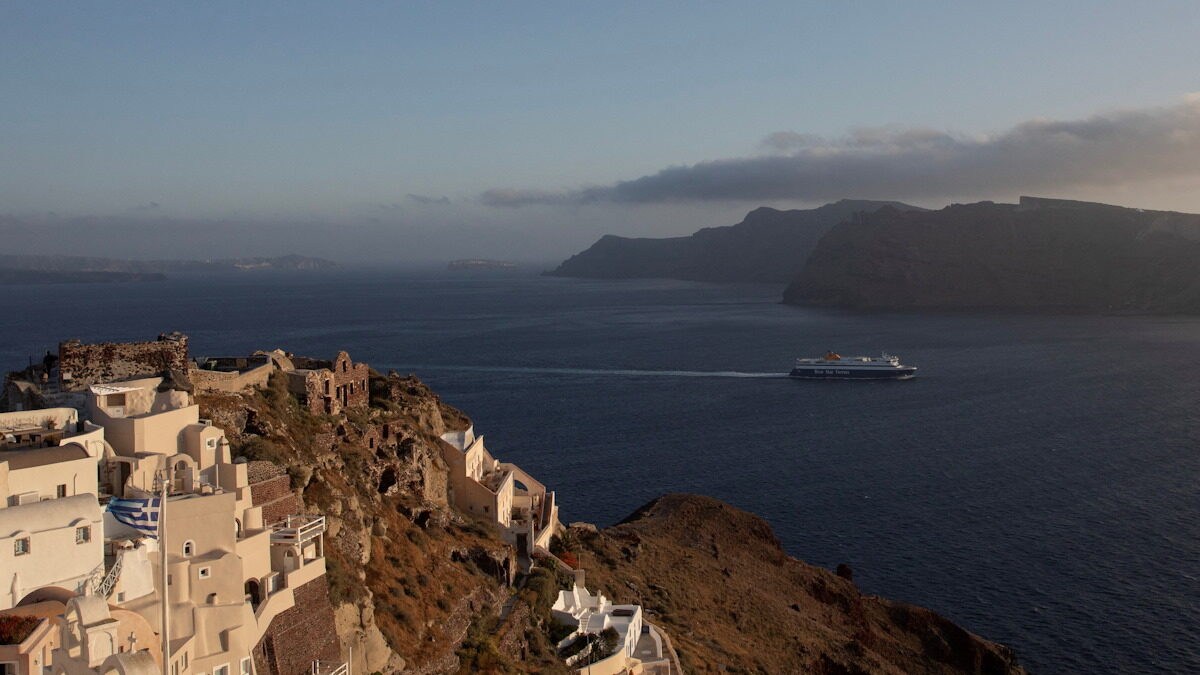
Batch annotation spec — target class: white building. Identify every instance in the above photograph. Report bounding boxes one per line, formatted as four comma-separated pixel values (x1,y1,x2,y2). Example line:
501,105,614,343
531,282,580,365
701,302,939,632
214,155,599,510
439,426,560,557
1,408,107,508
0,377,340,675
551,572,669,675
0,495,104,610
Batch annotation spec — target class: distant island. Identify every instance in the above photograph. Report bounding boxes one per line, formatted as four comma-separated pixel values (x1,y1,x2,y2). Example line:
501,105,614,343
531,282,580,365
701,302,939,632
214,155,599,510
551,196,1200,314
0,269,167,285
447,258,520,270
547,199,923,283
0,253,337,285
785,196,1200,312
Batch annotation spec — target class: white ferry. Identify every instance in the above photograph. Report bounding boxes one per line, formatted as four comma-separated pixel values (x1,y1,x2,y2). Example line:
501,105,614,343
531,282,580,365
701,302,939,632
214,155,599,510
789,351,917,380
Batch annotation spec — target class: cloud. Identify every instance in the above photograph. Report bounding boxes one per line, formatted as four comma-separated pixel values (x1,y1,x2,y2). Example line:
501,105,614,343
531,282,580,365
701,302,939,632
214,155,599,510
405,193,451,205
483,95,1200,205
478,188,579,207
134,202,161,211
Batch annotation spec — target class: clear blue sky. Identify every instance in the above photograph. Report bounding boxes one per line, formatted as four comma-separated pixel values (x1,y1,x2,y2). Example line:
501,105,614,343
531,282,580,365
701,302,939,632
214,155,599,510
3,2,1199,261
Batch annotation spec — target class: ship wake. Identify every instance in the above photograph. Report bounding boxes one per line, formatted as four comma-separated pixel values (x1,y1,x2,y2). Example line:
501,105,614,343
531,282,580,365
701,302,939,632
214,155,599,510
390,364,785,379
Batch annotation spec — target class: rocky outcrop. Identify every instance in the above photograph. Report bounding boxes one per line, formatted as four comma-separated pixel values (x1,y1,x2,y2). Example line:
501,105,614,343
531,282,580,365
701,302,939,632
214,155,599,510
785,196,1200,312
201,362,1028,674
548,200,921,283
198,371,532,674
573,494,1027,675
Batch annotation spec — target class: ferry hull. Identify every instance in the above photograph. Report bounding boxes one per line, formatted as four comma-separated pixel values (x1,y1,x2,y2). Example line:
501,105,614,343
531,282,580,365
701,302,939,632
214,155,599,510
788,366,917,380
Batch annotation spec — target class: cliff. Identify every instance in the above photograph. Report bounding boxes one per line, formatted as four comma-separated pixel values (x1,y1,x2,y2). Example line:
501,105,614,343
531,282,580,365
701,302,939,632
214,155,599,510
572,495,1027,675
548,200,923,283
198,372,550,674
784,197,1200,311
198,365,1026,674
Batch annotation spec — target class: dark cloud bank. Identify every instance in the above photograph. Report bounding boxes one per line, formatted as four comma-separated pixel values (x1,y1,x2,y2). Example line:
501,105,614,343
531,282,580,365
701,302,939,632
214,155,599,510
481,95,1200,206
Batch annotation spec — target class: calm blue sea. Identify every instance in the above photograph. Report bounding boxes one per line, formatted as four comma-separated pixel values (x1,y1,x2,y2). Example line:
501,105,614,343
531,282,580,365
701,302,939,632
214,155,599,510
3,269,1198,674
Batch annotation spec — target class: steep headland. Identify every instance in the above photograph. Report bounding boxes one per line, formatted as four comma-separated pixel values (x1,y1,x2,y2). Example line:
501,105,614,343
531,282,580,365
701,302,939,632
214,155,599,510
784,196,1200,311
548,200,922,283
572,494,1026,675
197,366,1026,673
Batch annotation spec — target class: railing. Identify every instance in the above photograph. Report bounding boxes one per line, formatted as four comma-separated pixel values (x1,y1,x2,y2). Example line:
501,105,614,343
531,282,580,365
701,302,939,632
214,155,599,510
97,551,124,598
270,514,326,544
82,562,106,595
310,662,347,675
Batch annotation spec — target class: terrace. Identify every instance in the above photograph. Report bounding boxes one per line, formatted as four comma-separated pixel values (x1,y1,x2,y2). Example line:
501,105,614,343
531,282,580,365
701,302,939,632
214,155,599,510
269,514,326,545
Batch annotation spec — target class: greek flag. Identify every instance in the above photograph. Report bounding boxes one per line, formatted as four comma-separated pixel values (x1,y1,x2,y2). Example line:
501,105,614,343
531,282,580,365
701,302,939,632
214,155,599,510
107,497,161,538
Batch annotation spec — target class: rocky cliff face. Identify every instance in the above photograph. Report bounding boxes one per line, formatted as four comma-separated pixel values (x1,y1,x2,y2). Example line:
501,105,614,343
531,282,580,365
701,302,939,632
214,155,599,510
201,368,1027,674
198,372,555,674
785,197,1200,311
572,495,1027,675
548,200,921,283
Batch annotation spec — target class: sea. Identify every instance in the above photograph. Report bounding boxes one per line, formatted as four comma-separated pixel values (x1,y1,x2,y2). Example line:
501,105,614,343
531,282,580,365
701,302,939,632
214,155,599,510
2,268,1198,675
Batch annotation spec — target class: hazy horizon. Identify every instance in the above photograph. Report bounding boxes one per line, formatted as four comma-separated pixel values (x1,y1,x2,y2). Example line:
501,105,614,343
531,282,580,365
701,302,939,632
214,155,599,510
4,2,1200,263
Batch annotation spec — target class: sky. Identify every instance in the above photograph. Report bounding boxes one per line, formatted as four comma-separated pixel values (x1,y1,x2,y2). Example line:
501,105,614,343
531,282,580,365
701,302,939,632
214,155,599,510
3,1,1200,264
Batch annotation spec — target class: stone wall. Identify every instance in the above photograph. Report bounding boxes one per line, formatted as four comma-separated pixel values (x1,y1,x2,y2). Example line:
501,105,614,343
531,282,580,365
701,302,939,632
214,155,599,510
57,332,189,391
189,362,274,393
253,576,343,675
250,471,302,526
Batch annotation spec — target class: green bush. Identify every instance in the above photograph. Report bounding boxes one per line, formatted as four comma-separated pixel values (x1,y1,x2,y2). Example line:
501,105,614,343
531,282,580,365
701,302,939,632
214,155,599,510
525,568,560,616
548,620,575,644
599,626,619,657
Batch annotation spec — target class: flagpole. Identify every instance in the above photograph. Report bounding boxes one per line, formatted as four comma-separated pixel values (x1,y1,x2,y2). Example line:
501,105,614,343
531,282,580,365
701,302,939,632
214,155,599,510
161,465,171,675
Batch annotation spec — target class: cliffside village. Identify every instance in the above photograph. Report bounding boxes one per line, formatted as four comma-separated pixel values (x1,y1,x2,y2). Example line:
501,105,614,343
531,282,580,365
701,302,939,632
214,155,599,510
0,334,674,675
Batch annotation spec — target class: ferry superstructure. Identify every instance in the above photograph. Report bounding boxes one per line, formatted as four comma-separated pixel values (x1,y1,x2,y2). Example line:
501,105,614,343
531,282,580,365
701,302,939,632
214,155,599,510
789,351,917,380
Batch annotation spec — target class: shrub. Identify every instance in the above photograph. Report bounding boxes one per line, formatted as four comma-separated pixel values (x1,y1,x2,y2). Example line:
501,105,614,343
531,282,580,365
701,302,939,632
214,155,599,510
548,620,576,644
526,568,560,615
599,626,620,657
0,616,40,645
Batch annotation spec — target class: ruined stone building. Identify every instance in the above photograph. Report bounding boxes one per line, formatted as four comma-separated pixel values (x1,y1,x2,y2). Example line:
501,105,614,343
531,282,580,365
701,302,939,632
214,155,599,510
58,333,190,392
283,352,369,416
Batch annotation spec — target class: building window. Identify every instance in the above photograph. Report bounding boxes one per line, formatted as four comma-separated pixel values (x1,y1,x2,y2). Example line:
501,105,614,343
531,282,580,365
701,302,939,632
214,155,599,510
56,484,67,498
107,393,126,407
183,540,195,557
0,663,16,675
198,567,212,579
14,538,30,556
76,526,91,544
206,438,217,450
240,658,252,675
214,664,230,675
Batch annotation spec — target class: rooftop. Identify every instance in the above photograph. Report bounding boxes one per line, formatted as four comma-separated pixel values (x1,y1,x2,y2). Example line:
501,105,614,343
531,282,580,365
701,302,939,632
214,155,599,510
0,443,90,469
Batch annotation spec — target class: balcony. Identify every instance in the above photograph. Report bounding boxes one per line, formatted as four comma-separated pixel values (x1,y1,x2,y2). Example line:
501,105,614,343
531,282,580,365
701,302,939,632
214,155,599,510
310,662,347,675
270,514,326,545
